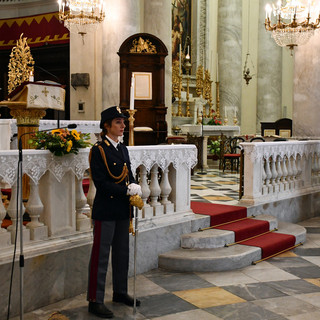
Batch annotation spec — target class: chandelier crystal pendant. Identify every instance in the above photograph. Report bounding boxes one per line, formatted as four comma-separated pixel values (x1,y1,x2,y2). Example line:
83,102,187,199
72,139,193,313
58,0,105,35
265,0,320,53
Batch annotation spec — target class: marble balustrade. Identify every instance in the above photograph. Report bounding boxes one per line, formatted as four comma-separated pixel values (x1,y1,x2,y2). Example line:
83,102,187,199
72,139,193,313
0,145,197,248
240,140,320,205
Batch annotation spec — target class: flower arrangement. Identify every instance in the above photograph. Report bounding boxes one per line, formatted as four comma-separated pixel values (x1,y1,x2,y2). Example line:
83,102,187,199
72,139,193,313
207,115,222,126
209,139,221,156
29,128,91,156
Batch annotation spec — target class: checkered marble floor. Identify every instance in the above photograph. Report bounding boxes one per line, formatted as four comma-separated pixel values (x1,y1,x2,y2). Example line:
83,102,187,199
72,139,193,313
12,168,320,320
15,241,320,319
191,168,240,205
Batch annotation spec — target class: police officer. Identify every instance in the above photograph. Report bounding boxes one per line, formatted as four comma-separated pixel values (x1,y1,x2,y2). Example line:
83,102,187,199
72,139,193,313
87,106,142,318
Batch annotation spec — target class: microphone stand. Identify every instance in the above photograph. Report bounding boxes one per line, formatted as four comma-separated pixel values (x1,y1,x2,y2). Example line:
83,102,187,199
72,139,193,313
18,138,24,320
7,123,77,320
197,111,207,175
27,64,62,129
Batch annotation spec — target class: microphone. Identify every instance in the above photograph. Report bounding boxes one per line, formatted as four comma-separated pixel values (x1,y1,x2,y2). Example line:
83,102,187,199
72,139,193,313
18,124,77,161
27,63,61,84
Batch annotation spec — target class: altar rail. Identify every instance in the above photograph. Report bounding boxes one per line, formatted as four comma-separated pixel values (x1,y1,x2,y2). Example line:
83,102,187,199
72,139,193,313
240,140,320,205
0,145,197,249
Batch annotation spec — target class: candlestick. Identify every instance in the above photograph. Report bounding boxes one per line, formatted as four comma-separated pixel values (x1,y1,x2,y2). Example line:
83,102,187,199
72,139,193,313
179,43,182,75
128,109,137,146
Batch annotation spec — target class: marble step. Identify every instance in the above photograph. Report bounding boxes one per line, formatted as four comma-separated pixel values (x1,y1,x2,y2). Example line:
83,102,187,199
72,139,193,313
159,221,306,272
298,217,320,233
181,214,278,249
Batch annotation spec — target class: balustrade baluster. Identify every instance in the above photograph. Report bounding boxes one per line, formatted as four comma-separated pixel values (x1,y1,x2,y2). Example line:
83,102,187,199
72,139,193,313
160,167,174,214
25,178,48,240
291,156,298,189
6,182,30,244
312,153,318,185
0,188,11,247
262,159,267,195
139,165,153,218
287,155,294,190
75,177,91,231
281,156,289,190
296,155,303,187
149,164,164,216
316,154,320,185
86,176,96,215
275,156,283,192
270,156,278,193
264,157,272,194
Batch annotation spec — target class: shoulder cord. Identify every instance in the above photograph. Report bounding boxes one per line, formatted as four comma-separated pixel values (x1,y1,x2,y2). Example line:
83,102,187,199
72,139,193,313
98,145,129,184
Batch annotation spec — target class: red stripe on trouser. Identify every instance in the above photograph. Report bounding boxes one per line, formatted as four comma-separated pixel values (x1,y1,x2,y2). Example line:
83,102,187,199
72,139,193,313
88,220,102,301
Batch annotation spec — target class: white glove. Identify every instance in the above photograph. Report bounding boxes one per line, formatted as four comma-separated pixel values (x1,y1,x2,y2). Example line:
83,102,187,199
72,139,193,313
127,183,142,197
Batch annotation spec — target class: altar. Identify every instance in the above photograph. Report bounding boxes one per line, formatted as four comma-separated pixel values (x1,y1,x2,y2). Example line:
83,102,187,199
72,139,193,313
180,124,240,169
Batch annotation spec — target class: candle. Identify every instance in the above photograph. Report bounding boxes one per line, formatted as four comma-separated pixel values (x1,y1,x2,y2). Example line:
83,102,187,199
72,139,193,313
234,107,237,117
29,70,34,82
216,53,219,82
130,75,135,110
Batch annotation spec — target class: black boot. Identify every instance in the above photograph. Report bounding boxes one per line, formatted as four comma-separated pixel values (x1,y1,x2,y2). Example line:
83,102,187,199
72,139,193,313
112,292,141,307
88,302,114,318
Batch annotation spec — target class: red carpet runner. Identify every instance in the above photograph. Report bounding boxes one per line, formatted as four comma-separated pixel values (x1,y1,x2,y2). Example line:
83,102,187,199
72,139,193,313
191,201,296,260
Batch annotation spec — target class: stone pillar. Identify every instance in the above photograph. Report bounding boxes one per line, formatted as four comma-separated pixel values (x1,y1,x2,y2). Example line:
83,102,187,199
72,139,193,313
102,1,141,107
256,0,282,132
217,0,242,123
143,0,172,133
293,31,320,137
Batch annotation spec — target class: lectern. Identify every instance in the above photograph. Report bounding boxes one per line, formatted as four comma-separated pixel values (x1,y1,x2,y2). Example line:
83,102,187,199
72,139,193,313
0,82,65,198
0,82,65,149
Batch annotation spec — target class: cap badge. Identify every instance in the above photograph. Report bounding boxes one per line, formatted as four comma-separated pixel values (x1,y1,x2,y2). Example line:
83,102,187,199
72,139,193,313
116,106,121,113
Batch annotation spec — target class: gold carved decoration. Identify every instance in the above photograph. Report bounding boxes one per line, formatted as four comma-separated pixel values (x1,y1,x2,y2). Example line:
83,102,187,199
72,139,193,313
10,108,46,126
196,65,204,97
130,37,157,54
172,61,180,100
8,33,34,95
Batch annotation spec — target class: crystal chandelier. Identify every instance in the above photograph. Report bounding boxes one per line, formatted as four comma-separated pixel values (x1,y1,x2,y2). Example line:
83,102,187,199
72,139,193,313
265,0,320,53
58,0,105,35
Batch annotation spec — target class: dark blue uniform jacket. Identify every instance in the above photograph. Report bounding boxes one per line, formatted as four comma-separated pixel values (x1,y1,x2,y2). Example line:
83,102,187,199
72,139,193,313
89,137,135,221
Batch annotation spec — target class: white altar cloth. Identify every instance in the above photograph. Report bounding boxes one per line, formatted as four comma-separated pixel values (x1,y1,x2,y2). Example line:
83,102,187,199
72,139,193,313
180,124,240,136
180,124,240,169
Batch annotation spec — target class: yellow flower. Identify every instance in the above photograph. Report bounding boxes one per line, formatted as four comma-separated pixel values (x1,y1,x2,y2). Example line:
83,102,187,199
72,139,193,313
51,129,62,135
66,140,72,152
71,129,81,141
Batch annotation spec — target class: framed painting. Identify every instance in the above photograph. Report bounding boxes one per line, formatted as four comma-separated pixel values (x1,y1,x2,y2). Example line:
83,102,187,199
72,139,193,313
133,72,152,100
172,0,192,64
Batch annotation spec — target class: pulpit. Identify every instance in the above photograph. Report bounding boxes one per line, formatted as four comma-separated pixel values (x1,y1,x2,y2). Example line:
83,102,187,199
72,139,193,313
0,82,65,149
118,33,168,145
0,82,65,198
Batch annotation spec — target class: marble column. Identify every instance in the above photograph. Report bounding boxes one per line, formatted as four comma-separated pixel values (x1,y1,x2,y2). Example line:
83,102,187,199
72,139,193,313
102,1,141,107
217,0,242,123
256,0,282,132
143,0,172,133
293,31,320,137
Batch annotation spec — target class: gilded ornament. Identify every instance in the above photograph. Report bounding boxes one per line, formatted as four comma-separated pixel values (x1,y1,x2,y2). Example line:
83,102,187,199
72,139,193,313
129,194,144,210
196,65,204,97
130,37,157,54
7,33,34,94
172,61,180,99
